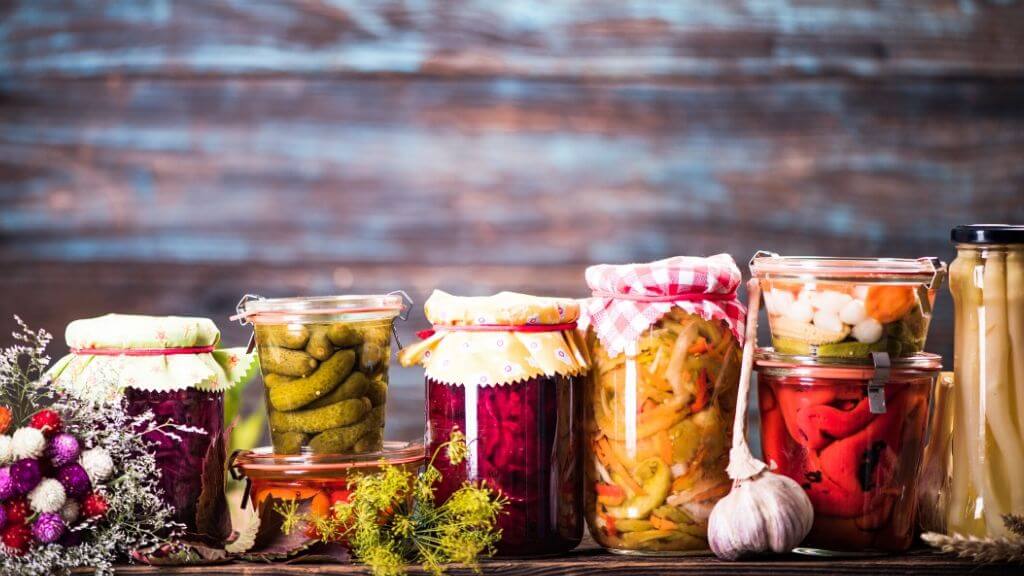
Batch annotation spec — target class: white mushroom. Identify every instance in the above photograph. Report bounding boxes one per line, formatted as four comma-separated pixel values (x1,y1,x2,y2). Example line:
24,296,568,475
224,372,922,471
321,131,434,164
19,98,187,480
852,318,883,343
839,299,867,325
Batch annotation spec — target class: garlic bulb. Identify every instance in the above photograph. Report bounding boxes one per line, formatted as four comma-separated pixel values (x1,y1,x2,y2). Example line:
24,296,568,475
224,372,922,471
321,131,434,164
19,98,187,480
707,280,814,560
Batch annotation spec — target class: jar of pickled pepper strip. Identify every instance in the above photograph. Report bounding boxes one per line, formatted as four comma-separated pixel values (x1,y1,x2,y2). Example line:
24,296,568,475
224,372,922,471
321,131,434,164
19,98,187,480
399,290,589,556
582,255,746,555
756,350,939,553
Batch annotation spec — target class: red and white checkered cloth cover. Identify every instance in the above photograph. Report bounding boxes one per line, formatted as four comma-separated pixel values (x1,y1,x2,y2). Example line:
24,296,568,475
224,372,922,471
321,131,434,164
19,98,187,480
583,254,747,357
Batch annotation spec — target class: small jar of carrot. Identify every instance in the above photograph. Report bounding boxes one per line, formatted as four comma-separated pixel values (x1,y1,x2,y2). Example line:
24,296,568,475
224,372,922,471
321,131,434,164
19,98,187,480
582,255,745,554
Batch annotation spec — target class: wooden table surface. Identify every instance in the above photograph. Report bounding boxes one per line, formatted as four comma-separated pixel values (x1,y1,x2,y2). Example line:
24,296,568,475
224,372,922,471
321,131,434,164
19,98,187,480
100,535,1012,575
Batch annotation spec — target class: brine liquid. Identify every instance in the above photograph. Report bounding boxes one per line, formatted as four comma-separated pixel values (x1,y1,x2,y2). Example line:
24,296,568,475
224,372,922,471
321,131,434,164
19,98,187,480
426,376,583,556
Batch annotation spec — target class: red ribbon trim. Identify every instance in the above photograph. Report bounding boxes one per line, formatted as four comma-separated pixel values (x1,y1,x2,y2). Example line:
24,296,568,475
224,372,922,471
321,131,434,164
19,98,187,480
70,345,218,357
590,290,735,303
417,322,577,340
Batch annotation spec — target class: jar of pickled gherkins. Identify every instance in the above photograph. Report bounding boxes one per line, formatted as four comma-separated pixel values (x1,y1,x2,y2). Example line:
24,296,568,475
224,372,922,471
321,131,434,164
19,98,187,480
749,252,946,359
582,255,746,555
756,350,939,553
235,293,409,455
944,224,1024,538
399,290,589,556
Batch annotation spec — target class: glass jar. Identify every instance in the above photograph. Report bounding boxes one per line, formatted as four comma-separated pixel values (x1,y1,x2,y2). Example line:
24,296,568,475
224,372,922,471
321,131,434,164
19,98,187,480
230,441,424,544
585,311,741,554
944,224,1024,538
756,350,939,553
582,254,745,555
750,252,946,359
399,290,588,557
236,294,408,455
49,313,257,540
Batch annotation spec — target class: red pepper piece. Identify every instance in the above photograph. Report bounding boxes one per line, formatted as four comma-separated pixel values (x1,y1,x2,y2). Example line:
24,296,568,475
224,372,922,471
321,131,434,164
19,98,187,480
690,369,709,412
794,395,874,451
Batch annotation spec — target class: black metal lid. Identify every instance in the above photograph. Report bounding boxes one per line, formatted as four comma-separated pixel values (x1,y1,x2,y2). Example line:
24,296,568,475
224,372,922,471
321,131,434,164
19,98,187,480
951,224,1024,245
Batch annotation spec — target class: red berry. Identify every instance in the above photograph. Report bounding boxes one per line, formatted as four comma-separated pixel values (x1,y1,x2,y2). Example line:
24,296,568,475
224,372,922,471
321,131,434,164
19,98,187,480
1,523,32,555
82,492,109,518
4,498,30,525
29,409,62,437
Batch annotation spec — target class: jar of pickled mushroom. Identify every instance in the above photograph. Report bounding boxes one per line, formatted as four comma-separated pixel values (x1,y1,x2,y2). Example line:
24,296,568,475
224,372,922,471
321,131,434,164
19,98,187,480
756,350,939,553
399,290,588,556
49,314,258,540
749,252,946,359
944,224,1024,538
235,293,409,455
582,255,745,555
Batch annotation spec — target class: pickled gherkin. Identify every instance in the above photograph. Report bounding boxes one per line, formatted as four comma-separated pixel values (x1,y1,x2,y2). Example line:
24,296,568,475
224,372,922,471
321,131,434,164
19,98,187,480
254,317,393,455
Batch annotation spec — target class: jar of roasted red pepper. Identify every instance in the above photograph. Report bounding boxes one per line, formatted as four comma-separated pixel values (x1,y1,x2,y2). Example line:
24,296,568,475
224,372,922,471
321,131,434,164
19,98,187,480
399,290,589,556
756,350,939,553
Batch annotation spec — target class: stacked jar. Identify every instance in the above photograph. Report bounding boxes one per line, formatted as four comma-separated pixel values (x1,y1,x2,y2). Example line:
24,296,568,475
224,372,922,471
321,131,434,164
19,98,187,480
581,255,746,555
749,252,946,554
399,290,589,556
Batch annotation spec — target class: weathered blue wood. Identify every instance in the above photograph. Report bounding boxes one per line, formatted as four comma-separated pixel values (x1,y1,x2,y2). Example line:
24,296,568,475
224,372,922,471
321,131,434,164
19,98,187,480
1,0,1022,80
1,78,1021,268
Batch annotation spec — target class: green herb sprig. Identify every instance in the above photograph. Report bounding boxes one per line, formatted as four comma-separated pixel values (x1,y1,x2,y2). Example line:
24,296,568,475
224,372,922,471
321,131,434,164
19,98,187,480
278,428,506,576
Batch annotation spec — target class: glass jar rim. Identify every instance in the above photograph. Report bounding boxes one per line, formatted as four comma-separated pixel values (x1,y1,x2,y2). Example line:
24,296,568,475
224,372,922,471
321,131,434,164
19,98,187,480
749,252,944,286
755,348,941,380
237,293,406,324
230,441,425,480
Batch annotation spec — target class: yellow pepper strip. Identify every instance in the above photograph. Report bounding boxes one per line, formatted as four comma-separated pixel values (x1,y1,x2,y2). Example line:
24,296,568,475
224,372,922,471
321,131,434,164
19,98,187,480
649,515,678,531
657,430,672,466
597,437,646,496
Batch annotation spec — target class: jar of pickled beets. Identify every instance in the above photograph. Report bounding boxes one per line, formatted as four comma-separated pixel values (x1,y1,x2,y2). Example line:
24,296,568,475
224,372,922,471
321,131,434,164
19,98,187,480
756,350,939,553
399,290,589,556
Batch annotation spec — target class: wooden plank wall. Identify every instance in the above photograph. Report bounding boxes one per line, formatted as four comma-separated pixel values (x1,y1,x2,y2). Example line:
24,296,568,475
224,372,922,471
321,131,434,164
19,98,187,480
2,0,1023,442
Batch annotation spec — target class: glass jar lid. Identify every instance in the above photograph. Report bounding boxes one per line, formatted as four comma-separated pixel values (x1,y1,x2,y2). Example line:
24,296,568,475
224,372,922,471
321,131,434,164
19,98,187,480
756,348,941,381
951,224,1024,245
234,293,410,324
230,440,424,481
749,251,945,287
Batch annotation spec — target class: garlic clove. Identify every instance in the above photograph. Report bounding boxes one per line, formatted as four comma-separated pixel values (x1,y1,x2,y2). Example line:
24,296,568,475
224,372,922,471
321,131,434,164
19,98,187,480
852,317,884,343
785,300,814,324
839,298,867,325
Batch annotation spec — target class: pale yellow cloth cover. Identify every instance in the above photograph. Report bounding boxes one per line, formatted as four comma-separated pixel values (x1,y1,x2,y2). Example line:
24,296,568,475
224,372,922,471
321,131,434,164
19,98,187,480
399,290,589,387
48,314,258,403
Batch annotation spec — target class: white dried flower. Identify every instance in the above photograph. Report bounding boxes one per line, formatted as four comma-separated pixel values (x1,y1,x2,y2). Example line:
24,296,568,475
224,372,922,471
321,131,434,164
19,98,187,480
29,478,67,514
0,435,12,464
12,426,46,459
60,499,80,524
80,447,115,484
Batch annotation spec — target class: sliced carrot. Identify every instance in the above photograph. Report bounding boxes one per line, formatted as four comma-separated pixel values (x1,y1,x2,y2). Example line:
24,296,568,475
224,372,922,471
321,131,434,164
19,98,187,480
649,515,678,531
865,285,916,324
671,474,691,493
640,398,658,414
690,369,709,412
310,492,331,519
687,337,709,355
597,437,646,496
602,514,617,536
596,482,627,506
657,430,672,466
688,481,732,503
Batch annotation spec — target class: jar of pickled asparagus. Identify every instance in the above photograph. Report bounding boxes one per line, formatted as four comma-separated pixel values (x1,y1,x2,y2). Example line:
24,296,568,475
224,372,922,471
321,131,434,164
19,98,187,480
399,290,589,557
945,224,1024,538
750,252,946,359
582,255,745,555
756,350,939,553
235,293,409,455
